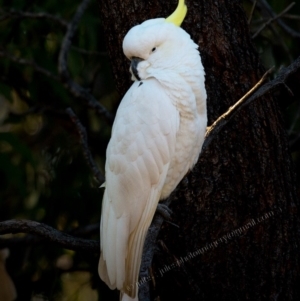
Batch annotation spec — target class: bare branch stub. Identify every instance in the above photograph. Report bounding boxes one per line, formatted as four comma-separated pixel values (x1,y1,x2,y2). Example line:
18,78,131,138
58,0,113,123
66,107,105,184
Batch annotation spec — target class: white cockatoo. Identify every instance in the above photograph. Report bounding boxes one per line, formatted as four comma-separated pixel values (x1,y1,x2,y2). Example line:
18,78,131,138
99,0,207,300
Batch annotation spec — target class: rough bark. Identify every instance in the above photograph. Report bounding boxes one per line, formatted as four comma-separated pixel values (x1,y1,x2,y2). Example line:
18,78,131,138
98,0,300,300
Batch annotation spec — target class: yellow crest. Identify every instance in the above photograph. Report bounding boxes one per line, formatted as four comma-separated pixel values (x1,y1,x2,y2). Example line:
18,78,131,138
165,0,187,27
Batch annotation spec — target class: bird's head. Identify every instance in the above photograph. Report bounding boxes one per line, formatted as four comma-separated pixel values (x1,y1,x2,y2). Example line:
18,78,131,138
122,0,199,81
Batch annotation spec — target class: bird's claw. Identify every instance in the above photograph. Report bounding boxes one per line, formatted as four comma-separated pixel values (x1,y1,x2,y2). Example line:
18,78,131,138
156,203,172,220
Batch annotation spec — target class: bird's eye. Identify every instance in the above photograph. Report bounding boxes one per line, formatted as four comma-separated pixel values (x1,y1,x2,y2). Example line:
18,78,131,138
152,47,156,52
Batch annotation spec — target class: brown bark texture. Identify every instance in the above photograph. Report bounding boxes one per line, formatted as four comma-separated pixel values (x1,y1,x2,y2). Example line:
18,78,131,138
98,0,300,300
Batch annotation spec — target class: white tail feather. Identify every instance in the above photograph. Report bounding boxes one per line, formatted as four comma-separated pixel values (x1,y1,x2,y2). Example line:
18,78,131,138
100,188,161,299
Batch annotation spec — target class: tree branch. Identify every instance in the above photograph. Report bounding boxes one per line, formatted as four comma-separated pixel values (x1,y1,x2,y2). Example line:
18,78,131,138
0,220,99,252
0,223,99,249
248,0,258,25
58,0,113,123
66,107,105,184
0,49,60,81
203,67,274,151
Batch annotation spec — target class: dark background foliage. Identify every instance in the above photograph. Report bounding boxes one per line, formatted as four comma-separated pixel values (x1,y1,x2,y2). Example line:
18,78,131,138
0,0,299,300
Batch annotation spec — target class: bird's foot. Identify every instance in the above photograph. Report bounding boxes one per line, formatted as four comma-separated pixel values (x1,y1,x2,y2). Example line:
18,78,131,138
156,203,172,220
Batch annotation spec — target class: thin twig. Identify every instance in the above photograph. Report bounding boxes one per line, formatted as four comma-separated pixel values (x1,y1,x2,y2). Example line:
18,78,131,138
0,220,99,252
0,50,60,81
66,107,105,184
252,2,295,39
256,0,300,39
0,9,68,27
248,0,294,62
58,0,92,76
58,0,113,123
248,0,258,25
204,67,274,147
283,14,300,21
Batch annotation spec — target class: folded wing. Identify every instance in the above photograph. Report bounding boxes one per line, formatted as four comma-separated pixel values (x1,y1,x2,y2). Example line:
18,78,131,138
99,78,179,298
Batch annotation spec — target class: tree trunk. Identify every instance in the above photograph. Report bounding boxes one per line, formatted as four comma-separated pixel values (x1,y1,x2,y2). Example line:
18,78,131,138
98,0,300,300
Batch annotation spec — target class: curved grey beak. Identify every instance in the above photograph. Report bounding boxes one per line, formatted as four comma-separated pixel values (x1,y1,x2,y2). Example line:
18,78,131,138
131,57,144,81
